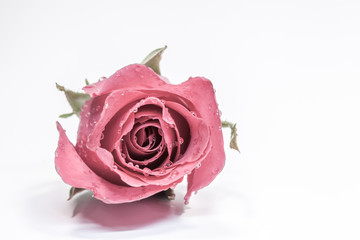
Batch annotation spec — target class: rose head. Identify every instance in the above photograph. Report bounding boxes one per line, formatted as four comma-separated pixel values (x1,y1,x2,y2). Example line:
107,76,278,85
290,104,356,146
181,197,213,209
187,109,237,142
55,64,225,204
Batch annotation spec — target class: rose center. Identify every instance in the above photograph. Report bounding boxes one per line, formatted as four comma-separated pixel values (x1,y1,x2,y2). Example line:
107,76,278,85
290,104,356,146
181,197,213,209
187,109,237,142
135,126,162,150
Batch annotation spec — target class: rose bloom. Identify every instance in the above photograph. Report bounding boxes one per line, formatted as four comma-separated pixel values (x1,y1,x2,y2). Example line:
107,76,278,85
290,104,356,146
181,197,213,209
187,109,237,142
55,64,225,204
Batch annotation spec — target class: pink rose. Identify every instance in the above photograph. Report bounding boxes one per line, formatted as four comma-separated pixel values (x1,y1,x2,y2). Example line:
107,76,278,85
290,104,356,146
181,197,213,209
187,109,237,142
55,64,225,204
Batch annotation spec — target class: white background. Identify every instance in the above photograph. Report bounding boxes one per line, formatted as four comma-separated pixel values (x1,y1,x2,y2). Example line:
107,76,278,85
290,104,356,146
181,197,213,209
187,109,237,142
0,0,359,239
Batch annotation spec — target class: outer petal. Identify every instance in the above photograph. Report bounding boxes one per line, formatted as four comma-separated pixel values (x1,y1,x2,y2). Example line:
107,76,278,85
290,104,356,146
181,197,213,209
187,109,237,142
55,122,181,204
170,77,225,204
83,64,167,97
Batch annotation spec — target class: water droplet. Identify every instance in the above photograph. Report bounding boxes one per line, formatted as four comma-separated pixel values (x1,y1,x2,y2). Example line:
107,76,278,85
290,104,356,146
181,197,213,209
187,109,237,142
128,162,134,167
159,168,165,174
212,168,219,174
173,141,177,147
99,77,106,81
170,171,178,179
216,110,219,116
133,108,138,113
120,122,124,127
121,137,124,142
112,165,117,170
219,110,222,116
100,133,104,140
135,164,139,168
104,103,109,109
55,151,58,157
208,105,212,110
166,162,173,167
121,92,124,96
219,126,222,131
185,170,190,174
121,153,126,159
143,168,151,176
158,129,163,136
134,136,137,142
179,137,184,144
160,99,165,103
55,166,60,172
152,137,156,142
117,129,121,134
196,162,201,169
190,111,197,116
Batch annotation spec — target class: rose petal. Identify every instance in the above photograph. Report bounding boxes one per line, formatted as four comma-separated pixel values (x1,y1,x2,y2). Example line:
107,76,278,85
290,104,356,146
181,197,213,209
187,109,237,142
55,122,181,203
83,64,167,97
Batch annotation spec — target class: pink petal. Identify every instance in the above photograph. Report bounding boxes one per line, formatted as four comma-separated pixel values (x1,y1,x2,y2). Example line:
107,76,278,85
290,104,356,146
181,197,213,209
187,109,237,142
83,64,167,97
55,122,181,204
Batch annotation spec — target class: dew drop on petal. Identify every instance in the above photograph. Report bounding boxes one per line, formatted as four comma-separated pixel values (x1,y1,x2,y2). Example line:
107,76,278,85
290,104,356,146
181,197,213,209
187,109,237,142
170,171,178,179
128,162,134,167
100,133,104,140
179,137,184,144
133,108,138,113
196,162,201,169
143,167,151,176
135,164,139,168
104,103,109,109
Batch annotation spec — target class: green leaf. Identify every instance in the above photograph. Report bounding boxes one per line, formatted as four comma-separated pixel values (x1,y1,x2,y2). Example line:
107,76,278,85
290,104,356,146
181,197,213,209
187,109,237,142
56,83,90,118
140,45,167,75
59,112,75,118
222,120,240,152
85,78,90,85
67,187,85,201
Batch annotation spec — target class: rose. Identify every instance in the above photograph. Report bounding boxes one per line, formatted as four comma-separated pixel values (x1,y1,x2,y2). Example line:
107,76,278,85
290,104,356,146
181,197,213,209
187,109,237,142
55,64,225,204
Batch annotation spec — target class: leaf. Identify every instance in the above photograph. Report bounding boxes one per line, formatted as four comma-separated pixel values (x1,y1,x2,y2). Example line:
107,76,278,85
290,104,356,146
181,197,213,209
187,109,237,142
59,112,75,118
56,83,90,117
222,120,240,152
68,187,85,201
85,78,90,85
140,45,167,75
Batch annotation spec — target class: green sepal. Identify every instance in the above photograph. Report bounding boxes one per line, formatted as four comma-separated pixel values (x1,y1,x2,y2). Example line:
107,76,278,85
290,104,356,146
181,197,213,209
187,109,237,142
140,45,167,75
56,83,90,118
222,120,240,152
67,187,85,201
59,112,75,118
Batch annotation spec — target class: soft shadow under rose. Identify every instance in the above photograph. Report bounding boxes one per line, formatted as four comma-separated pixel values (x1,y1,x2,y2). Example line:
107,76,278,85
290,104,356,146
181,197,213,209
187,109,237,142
72,191,184,231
